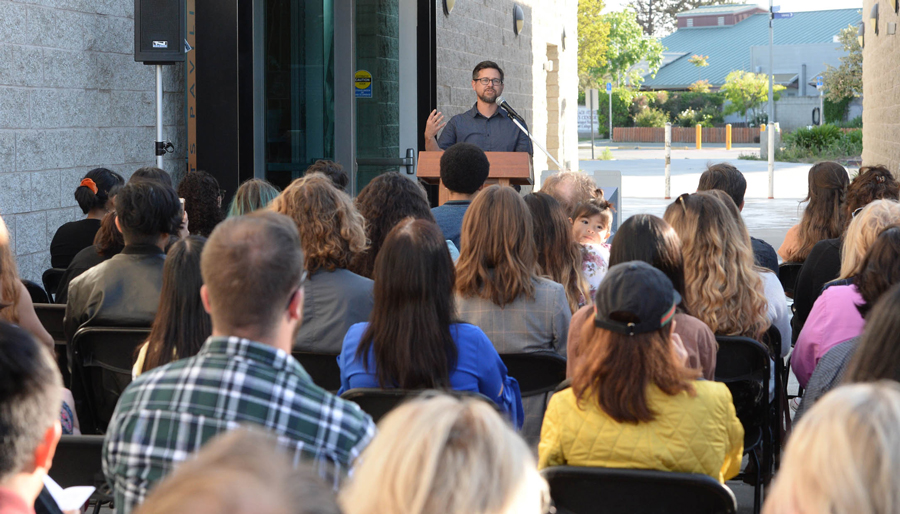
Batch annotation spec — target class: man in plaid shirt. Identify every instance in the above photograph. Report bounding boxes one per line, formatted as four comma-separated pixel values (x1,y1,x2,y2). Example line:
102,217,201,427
103,211,376,514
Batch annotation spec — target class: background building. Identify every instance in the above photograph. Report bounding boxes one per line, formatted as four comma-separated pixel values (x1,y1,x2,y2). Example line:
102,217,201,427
861,0,899,171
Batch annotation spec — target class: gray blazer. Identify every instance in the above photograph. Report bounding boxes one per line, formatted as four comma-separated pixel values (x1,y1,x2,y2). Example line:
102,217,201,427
294,268,374,354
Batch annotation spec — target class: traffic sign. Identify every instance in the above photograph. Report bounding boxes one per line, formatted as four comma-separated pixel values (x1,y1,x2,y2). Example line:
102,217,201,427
773,12,793,19
816,76,824,88
606,82,612,93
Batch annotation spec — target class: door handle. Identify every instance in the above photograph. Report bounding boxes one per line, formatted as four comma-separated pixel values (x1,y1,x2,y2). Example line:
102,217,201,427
356,148,416,174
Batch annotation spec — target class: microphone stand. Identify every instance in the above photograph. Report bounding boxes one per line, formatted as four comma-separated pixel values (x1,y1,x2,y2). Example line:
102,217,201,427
508,115,564,171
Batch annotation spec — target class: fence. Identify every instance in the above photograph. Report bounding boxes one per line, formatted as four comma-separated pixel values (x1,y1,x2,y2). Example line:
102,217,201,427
612,127,759,144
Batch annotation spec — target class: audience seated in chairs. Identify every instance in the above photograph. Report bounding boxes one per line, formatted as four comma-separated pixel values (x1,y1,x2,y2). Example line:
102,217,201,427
431,143,491,249
540,170,601,218
664,191,791,354
697,162,778,273
797,282,900,420
793,226,900,388
132,236,210,377
349,172,435,279
568,214,717,380
0,322,63,514
338,218,523,426
778,162,849,263
64,180,183,366
270,173,373,354
0,216,53,350
340,394,549,514
50,167,124,270
764,382,900,514
54,212,124,305
455,185,570,441
539,261,743,483
524,192,590,312
103,211,375,514
227,178,280,217
792,199,900,342
177,170,225,238
134,428,341,514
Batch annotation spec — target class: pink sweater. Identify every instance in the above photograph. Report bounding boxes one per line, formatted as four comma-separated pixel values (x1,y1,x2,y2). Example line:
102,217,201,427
792,284,865,388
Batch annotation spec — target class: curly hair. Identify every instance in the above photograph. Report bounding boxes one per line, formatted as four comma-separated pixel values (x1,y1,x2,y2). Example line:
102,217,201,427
227,179,280,217
844,166,900,228
664,192,769,339
440,143,490,195
524,193,589,312
788,162,849,262
0,216,20,324
177,170,225,238
839,199,900,279
349,173,434,278
305,160,349,190
269,173,366,273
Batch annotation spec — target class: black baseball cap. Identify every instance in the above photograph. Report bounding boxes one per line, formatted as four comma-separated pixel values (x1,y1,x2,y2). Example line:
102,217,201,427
594,261,680,336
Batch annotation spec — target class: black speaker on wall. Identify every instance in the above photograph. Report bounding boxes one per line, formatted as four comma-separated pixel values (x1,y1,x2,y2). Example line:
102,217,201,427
134,0,186,64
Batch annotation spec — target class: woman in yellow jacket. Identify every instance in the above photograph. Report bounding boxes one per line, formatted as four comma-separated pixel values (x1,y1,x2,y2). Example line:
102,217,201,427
538,261,744,483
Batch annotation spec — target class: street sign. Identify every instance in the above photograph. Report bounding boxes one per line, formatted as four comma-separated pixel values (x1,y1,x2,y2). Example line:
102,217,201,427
816,76,824,88
588,88,599,109
773,12,793,19
606,82,612,93
772,5,781,11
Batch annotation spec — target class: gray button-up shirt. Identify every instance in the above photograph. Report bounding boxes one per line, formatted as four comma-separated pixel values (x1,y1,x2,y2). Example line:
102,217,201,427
438,103,533,154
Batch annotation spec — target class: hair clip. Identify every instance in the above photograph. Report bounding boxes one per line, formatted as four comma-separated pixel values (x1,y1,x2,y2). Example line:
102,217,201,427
677,193,689,213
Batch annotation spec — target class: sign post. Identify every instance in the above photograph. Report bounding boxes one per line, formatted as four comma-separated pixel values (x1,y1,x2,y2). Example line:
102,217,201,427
817,76,824,126
588,89,598,159
664,122,671,199
606,82,613,142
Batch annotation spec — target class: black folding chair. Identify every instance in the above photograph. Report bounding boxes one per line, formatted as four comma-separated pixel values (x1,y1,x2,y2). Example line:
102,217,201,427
22,279,50,304
541,465,737,514
70,326,150,434
500,352,567,397
762,327,786,472
778,262,803,299
291,351,341,392
715,335,772,514
34,303,69,386
47,435,111,514
42,268,66,302
340,388,497,424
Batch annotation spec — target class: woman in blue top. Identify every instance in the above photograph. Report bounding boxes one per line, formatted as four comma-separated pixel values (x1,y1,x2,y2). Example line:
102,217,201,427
338,218,524,428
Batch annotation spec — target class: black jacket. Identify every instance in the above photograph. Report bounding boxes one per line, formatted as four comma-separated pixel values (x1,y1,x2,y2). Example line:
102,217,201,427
64,244,166,364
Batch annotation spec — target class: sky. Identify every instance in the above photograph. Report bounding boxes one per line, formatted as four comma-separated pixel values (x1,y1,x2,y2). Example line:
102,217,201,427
602,0,863,14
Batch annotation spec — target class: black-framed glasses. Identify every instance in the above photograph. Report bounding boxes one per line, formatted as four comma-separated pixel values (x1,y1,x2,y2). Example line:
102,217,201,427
474,78,503,86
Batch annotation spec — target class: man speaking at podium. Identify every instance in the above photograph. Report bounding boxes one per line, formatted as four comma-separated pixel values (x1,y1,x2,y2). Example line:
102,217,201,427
424,61,533,155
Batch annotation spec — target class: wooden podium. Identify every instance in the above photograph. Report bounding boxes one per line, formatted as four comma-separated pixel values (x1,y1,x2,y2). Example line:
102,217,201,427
417,151,533,205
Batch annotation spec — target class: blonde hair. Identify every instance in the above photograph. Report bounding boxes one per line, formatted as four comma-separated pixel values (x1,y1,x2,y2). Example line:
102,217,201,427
456,186,537,307
339,394,549,514
0,215,20,324
269,173,367,273
764,382,900,514
839,199,900,279
664,192,769,339
135,428,341,514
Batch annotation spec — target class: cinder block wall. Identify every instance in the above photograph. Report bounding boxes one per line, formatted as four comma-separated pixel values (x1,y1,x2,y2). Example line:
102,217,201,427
434,0,579,173
0,0,185,283
862,0,900,171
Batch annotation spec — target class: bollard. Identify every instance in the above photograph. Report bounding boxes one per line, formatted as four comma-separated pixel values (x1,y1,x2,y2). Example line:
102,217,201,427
695,124,702,150
664,122,672,199
726,124,732,150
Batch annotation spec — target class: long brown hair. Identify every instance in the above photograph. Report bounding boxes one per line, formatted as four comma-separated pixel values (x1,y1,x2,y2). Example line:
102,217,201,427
853,226,900,318
844,166,900,229
788,162,849,262
524,193,589,312
845,283,900,384
456,186,536,307
357,219,458,389
0,216,20,323
573,320,699,423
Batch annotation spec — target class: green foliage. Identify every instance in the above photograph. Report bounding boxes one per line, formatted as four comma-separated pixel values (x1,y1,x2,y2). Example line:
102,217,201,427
720,71,785,123
599,147,614,160
657,91,723,125
655,90,669,104
589,88,632,137
776,125,862,162
675,108,716,128
595,10,665,88
634,107,669,127
577,0,610,90
822,25,862,101
783,125,842,151
824,96,852,124
836,116,862,129
688,80,711,93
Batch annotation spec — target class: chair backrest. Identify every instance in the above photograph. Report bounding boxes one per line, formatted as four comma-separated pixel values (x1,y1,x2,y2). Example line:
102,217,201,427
291,351,341,392
48,435,107,490
500,352,567,397
778,262,803,298
34,303,69,386
22,279,50,304
340,388,497,423
714,335,770,431
71,327,151,434
42,268,66,300
541,466,737,514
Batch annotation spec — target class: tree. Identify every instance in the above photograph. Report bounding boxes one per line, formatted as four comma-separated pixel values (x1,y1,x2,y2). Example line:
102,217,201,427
594,10,665,88
821,24,862,102
629,0,741,36
688,54,709,82
720,70,785,124
578,0,610,91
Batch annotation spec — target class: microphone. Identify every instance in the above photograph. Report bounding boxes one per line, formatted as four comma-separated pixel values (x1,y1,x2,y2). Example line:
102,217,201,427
496,96,526,124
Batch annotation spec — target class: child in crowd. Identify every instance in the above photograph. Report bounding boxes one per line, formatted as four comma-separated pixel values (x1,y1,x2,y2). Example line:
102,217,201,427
570,196,615,297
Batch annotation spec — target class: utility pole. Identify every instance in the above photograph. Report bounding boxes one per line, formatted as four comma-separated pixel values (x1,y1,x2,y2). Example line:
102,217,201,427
767,0,775,199
648,0,653,35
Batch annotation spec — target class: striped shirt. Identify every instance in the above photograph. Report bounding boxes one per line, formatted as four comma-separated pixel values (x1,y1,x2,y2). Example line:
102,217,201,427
102,336,376,513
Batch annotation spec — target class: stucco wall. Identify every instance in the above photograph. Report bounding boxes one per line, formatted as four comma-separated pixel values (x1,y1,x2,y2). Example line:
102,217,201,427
0,0,185,283
861,0,900,171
